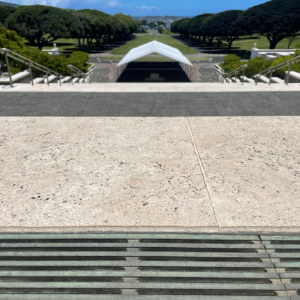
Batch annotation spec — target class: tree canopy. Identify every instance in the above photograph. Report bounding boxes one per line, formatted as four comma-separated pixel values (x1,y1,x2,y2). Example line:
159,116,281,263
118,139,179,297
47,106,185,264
188,14,214,41
4,5,80,49
0,5,16,24
203,10,243,51
0,27,89,75
234,0,300,49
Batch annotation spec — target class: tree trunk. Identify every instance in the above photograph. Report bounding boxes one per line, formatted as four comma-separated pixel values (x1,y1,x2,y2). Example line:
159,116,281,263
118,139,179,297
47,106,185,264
37,39,43,50
208,37,213,46
203,36,207,44
269,39,278,49
227,39,233,52
77,38,82,51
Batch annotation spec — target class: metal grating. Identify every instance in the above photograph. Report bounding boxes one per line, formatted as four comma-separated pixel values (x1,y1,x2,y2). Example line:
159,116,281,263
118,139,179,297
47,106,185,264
0,233,298,299
261,235,300,300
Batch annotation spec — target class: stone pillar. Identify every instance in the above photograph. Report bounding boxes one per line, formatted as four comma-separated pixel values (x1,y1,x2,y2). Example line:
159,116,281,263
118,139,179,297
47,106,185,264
251,43,258,59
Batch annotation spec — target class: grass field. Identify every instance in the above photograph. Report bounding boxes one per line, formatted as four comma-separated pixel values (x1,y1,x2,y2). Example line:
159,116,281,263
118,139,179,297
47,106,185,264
99,56,209,62
111,36,198,55
162,30,179,36
26,34,299,59
200,35,299,58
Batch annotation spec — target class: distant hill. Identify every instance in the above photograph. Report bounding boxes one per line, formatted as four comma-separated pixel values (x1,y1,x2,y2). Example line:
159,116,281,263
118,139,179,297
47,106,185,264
0,1,19,7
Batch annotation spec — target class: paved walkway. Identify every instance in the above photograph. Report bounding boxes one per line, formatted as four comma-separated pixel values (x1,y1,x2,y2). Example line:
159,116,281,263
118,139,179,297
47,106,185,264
0,91,300,233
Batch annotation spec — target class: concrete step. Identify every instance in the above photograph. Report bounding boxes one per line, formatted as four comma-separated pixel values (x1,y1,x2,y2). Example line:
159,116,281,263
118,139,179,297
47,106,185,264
231,77,241,84
271,77,285,84
32,77,44,84
72,78,79,84
79,78,84,83
44,75,56,84
289,71,300,80
240,76,254,83
61,76,71,83
0,70,29,84
256,75,270,83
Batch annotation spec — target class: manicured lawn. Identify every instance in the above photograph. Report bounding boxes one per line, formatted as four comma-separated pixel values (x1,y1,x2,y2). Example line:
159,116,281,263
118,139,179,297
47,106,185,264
162,30,179,36
197,35,299,58
99,56,209,62
232,35,296,51
111,35,198,55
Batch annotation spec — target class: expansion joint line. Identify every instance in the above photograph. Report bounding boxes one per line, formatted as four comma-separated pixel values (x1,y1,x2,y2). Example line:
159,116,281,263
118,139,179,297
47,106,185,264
185,117,222,228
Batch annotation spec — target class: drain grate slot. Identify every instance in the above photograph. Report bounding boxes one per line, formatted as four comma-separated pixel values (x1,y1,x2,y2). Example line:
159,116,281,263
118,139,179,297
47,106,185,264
0,233,296,299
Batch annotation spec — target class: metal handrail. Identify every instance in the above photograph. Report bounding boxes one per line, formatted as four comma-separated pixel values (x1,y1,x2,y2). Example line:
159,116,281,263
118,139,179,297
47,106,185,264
0,48,65,87
67,64,89,84
215,64,248,84
253,54,300,86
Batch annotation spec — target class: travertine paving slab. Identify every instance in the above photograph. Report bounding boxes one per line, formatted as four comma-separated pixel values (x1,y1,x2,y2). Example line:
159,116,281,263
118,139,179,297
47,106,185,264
0,117,217,227
189,117,300,227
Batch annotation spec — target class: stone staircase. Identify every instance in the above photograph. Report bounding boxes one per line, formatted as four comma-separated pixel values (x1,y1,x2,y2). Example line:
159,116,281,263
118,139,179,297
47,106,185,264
0,48,95,87
215,62,300,86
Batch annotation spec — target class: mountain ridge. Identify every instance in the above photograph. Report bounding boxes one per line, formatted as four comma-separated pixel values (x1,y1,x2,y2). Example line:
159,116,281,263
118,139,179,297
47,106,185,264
0,1,20,7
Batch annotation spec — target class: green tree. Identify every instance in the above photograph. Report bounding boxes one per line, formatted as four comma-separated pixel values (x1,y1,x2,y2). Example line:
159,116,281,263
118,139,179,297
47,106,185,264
0,6,16,24
200,15,215,46
114,13,138,33
76,9,112,47
234,0,300,49
4,5,80,49
171,18,191,37
188,14,214,43
0,27,24,50
157,27,163,34
112,15,129,39
157,21,165,27
0,27,88,75
202,10,243,51
287,36,300,49
148,22,155,29
141,19,148,26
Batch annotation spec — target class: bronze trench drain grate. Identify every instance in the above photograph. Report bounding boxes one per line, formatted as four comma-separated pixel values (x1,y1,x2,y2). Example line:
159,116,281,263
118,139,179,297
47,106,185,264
0,233,299,299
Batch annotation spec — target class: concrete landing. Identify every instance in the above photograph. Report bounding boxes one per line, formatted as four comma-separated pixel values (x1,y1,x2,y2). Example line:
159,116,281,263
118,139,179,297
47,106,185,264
1,115,300,233
1,82,300,93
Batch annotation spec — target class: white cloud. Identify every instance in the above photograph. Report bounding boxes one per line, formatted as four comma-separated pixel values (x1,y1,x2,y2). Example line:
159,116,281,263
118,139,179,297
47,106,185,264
21,0,69,8
108,1,120,6
137,5,156,10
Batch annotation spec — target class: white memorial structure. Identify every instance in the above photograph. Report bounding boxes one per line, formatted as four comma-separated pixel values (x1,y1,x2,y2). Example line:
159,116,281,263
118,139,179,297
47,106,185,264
251,43,296,60
42,44,59,56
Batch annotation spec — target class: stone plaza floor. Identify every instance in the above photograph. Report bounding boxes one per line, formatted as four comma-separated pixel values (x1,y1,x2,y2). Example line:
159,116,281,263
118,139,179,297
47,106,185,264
0,88,300,233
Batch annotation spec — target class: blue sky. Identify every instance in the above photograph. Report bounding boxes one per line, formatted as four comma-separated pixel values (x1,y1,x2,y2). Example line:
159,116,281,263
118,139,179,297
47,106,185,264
8,0,270,16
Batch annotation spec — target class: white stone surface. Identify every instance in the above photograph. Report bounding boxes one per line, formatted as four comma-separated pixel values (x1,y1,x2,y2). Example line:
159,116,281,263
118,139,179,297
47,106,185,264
1,82,300,93
1,116,300,232
0,117,217,228
189,117,300,227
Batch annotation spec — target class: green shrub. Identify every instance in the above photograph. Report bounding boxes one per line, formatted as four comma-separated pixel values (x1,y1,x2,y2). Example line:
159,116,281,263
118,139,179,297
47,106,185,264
67,51,89,72
220,54,245,72
244,57,273,77
0,27,89,75
157,27,164,34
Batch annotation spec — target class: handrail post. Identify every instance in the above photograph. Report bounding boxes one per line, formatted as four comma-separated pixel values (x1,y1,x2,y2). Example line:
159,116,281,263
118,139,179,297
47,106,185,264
71,69,74,85
269,70,272,86
46,71,49,86
286,62,292,86
58,76,61,86
4,51,13,87
255,76,258,86
29,63,34,86
235,72,237,84
242,66,245,85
